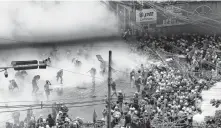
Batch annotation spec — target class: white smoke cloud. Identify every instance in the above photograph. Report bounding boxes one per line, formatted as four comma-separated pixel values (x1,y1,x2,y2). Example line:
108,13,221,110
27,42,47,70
0,41,155,124
0,1,118,43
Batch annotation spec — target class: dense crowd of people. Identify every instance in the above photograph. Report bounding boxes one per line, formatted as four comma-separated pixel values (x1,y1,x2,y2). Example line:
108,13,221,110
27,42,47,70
135,33,221,76
115,32,221,128
3,31,221,128
6,103,88,128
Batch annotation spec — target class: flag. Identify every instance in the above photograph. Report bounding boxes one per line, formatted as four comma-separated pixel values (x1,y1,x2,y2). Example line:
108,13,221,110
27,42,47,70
93,109,97,124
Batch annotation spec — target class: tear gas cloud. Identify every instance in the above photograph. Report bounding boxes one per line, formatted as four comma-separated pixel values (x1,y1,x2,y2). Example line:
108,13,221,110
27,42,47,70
0,41,156,123
0,1,119,123
0,1,158,123
0,1,118,43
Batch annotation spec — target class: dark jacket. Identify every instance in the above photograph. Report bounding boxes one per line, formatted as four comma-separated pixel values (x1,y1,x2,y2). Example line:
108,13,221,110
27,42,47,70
46,117,55,127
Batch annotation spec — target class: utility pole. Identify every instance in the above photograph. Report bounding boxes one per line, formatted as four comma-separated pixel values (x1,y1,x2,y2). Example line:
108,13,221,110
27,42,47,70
107,51,112,128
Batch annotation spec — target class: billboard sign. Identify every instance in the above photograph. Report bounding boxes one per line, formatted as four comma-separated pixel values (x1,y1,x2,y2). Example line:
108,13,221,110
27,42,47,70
136,9,157,23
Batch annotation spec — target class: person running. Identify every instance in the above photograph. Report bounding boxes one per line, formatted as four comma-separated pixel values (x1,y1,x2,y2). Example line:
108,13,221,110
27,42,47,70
56,69,63,84
9,79,19,92
15,71,28,91
44,80,52,100
15,70,28,80
32,75,40,95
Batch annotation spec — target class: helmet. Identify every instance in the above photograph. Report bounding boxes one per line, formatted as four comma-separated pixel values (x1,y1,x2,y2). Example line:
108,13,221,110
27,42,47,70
35,75,40,79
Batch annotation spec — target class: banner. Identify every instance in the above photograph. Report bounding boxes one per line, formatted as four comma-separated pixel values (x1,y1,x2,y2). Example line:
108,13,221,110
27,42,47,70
136,9,157,23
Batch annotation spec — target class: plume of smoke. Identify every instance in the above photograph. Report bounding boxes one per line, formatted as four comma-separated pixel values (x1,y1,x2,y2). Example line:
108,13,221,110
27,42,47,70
0,1,118,43
0,40,162,123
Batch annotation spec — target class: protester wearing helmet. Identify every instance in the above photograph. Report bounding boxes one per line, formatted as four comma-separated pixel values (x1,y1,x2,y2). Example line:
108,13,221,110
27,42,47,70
56,69,63,84
32,75,40,95
44,80,52,100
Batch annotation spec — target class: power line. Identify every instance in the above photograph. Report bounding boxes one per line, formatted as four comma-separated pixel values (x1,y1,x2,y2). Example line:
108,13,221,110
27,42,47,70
0,99,104,109
0,103,102,113
1,88,217,110
0,103,106,114
0,94,135,111
0,95,136,114
48,66,105,80
49,65,132,85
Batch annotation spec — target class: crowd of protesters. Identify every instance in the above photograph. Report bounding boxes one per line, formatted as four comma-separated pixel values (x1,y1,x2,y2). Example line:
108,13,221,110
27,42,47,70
4,31,221,128
101,64,209,128
106,31,221,128
135,33,221,75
